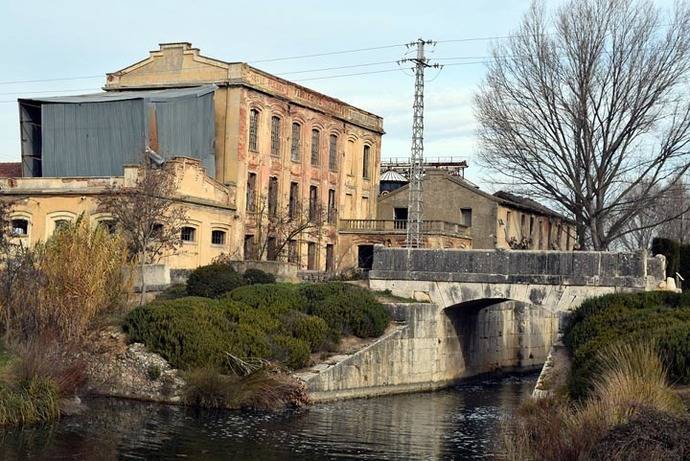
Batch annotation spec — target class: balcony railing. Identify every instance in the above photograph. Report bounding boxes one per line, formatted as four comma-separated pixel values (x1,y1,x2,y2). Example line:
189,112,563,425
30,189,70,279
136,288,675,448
338,219,470,237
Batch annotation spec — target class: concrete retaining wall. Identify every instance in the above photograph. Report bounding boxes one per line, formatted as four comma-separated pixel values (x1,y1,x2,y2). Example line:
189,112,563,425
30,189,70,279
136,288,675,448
303,301,558,401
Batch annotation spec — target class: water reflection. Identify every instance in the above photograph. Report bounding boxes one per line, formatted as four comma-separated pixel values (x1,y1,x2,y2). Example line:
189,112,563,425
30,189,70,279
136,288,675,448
0,374,536,460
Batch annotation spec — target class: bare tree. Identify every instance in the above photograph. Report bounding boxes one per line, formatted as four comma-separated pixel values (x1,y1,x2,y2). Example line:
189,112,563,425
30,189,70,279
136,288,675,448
476,0,690,250
97,162,187,303
248,194,327,262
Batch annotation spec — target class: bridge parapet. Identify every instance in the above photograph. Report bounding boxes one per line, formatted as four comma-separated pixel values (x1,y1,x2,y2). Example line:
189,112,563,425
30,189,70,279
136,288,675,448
370,247,666,289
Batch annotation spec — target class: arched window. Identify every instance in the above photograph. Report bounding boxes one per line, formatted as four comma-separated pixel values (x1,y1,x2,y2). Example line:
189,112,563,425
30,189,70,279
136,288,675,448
249,109,260,152
328,134,338,171
311,129,320,166
362,145,371,179
181,226,196,243
211,229,226,245
54,219,70,231
10,218,29,236
291,122,301,161
98,219,117,234
270,116,281,157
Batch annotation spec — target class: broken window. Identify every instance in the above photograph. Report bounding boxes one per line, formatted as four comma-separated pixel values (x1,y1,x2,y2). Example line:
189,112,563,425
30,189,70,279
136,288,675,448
461,208,472,227
246,172,257,212
54,219,70,231
181,226,196,242
291,122,301,161
268,176,279,217
362,145,371,179
311,129,320,166
307,242,317,270
211,230,226,245
309,185,319,222
10,218,29,236
327,189,336,224
98,219,116,235
244,234,255,260
326,244,334,272
270,116,281,157
288,240,299,264
249,109,259,152
289,181,299,219
267,237,278,261
328,134,338,170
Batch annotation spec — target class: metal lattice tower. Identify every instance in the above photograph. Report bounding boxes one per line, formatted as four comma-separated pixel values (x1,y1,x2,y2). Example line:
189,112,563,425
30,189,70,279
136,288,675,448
399,39,439,248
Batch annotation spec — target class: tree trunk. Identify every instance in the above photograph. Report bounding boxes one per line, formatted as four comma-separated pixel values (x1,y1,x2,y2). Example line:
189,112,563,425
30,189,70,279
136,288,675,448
139,257,147,306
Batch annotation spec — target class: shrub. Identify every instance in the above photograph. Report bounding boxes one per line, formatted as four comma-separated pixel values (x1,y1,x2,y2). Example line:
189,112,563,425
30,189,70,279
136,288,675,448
269,335,311,369
225,283,304,312
0,377,60,427
564,291,690,398
155,283,187,301
186,263,246,298
146,364,161,381
243,268,276,285
281,310,328,352
651,237,680,277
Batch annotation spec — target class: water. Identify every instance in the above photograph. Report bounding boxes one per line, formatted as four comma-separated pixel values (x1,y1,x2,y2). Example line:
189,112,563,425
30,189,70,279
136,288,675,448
0,374,536,460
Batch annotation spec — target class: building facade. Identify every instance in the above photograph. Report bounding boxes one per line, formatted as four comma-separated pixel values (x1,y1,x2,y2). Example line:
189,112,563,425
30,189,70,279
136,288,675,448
8,42,384,271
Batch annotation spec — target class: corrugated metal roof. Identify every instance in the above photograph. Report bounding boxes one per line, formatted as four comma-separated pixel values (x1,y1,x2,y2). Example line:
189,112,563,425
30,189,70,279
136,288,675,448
380,169,408,182
20,85,217,104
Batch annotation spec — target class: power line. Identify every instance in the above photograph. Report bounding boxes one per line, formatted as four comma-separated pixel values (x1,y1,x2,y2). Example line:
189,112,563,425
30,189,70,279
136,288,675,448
247,43,407,64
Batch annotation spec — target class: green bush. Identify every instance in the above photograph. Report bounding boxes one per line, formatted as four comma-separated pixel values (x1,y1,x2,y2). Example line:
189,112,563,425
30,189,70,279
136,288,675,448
269,335,311,369
564,291,690,399
225,283,304,312
155,283,188,301
679,244,690,287
281,310,328,352
651,237,680,277
0,377,60,426
243,268,276,285
186,263,246,298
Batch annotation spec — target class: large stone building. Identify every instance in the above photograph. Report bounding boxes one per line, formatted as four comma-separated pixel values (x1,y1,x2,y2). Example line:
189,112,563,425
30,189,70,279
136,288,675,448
7,42,383,271
339,168,576,268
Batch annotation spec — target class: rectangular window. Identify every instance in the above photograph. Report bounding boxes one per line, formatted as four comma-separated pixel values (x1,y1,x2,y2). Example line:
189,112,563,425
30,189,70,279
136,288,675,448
249,109,259,152
267,237,278,261
394,207,408,222
345,193,353,217
362,145,371,179
268,176,279,217
288,240,299,264
307,242,317,270
309,185,319,222
328,134,338,170
506,211,512,233
244,235,255,260
246,172,257,212
289,181,299,219
461,208,472,227
327,189,336,224
291,123,301,161
362,196,369,216
211,230,226,245
311,129,320,166
181,226,196,242
11,219,29,236
270,116,281,157
326,244,334,272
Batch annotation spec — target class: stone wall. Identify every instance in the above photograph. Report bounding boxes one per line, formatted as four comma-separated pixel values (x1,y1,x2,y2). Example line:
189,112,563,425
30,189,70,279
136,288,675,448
370,247,665,290
303,301,558,401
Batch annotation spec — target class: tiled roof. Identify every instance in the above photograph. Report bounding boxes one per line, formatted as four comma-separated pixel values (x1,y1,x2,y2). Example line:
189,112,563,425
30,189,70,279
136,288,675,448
0,162,21,178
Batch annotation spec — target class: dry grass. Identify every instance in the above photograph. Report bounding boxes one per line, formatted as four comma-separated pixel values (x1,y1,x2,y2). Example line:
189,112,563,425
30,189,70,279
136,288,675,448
503,342,686,461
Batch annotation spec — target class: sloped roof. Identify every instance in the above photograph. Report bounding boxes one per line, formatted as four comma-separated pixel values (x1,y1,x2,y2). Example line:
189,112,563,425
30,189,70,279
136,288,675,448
493,191,572,222
20,85,216,104
0,162,21,178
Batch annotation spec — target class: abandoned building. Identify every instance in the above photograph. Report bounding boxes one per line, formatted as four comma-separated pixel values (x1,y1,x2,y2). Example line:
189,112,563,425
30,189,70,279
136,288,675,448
340,167,576,268
5,42,383,271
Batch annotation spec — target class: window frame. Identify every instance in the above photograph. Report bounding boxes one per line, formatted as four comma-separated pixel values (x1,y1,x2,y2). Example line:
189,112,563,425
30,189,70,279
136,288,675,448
211,229,227,246
310,128,321,166
270,115,281,157
10,218,29,237
290,122,301,162
328,133,338,171
249,108,260,153
180,226,197,243
362,144,371,179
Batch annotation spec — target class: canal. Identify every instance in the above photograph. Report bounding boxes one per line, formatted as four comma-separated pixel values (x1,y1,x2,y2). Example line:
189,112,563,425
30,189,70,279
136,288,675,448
0,373,536,460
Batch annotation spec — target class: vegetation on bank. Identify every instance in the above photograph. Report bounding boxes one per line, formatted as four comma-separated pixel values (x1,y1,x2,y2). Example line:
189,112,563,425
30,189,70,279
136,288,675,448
123,263,390,410
0,217,129,426
564,291,690,399
504,291,690,460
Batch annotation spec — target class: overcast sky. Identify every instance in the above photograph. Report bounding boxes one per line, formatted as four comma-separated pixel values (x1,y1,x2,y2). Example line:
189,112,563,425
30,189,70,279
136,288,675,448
0,0,675,186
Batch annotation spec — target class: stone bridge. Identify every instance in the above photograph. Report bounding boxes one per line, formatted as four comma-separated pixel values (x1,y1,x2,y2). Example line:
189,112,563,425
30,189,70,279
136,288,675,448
302,247,666,401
